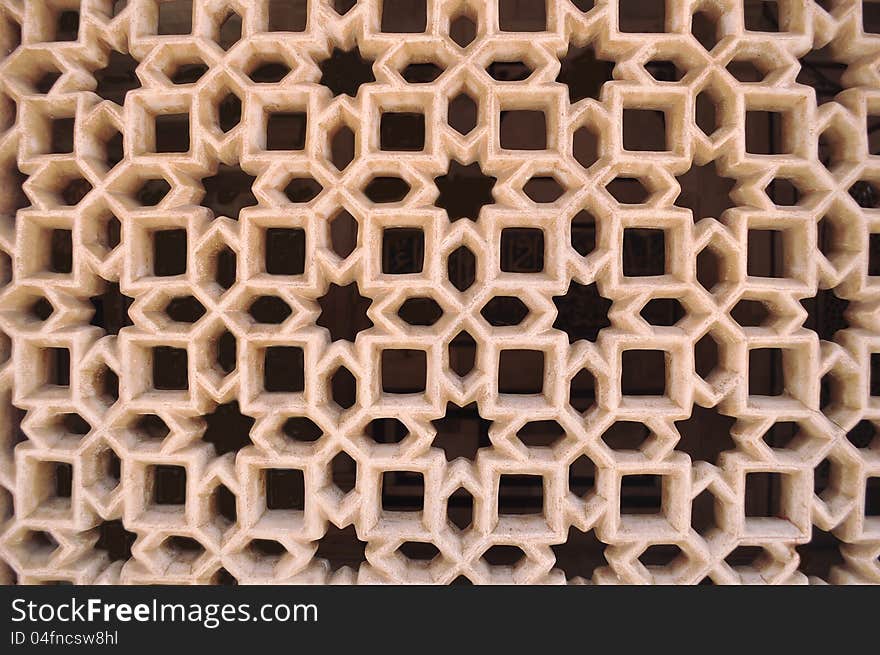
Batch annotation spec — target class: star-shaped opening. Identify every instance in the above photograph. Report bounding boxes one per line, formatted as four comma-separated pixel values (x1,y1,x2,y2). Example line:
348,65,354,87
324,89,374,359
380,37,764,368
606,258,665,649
801,288,849,341
314,524,367,572
202,401,256,456
201,165,257,220
551,527,607,581
556,43,613,104
430,402,492,461
94,51,140,105
316,282,373,342
552,281,612,343
90,283,134,335
675,161,735,221
95,520,136,562
674,405,736,464
434,160,496,222
319,47,376,98
796,45,844,106
796,527,846,580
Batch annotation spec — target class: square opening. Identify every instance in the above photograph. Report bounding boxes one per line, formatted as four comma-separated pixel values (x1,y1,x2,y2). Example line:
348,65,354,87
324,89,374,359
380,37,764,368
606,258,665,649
50,117,74,153
500,227,544,272
621,349,666,396
748,347,784,396
155,113,189,153
153,229,187,276
267,0,308,32
152,465,187,505
45,347,70,387
744,471,785,517
265,468,305,510
499,0,547,32
745,0,781,32
498,474,544,515
869,233,880,276
381,349,427,393
747,228,786,277
54,10,80,41
745,110,788,154
498,349,544,394
264,346,304,392
265,227,305,275
867,476,880,516
152,346,188,390
382,227,424,274
49,229,73,273
381,0,427,33
620,474,663,514
500,110,546,150
869,114,880,155
872,353,880,396
623,108,667,151
380,112,425,151
381,470,424,511
266,112,307,150
618,0,665,33
158,0,193,35
866,1,880,34
53,462,73,498
623,228,665,276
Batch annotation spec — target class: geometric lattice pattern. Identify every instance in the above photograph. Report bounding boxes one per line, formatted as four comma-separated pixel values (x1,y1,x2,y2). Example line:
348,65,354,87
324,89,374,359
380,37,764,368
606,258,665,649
1,0,879,584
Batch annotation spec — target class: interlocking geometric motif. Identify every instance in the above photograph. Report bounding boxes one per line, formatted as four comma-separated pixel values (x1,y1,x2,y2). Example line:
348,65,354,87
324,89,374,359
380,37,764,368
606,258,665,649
1,0,879,584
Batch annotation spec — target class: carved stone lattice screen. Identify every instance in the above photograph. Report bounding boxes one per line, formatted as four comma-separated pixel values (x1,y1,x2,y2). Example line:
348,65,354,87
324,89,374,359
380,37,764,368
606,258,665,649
1,0,880,585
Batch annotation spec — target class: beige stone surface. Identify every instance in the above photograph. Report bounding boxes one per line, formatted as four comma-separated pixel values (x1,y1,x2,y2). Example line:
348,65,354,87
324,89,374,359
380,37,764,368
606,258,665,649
0,0,878,584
